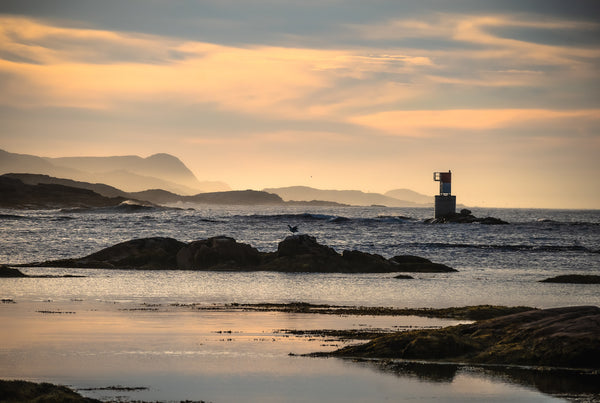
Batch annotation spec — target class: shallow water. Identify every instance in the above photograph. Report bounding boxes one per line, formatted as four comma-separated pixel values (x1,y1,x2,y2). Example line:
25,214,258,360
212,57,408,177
1,299,587,402
1,205,599,401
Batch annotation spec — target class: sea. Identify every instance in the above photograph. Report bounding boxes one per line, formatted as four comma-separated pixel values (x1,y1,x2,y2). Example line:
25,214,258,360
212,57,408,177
1,205,599,402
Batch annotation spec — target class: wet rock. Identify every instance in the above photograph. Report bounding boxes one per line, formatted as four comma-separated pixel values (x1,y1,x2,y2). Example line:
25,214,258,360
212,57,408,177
176,236,262,270
390,255,457,272
276,234,338,258
341,250,396,272
330,306,600,369
540,274,600,284
0,265,27,277
261,234,399,273
28,235,454,273
0,380,102,402
36,237,186,269
425,210,509,225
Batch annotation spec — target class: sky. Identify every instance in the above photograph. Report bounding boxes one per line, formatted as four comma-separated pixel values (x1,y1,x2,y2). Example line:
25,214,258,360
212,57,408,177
0,0,599,208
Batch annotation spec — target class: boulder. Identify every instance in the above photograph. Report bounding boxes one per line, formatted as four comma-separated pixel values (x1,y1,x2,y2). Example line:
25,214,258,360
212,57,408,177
38,237,186,269
425,210,508,225
261,234,399,273
176,236,262,270
0,265,27,277
27,235,455,273
276,234,338,258
390,255,457,272
540,274,600,284
330,306,600,369
341,250,396,272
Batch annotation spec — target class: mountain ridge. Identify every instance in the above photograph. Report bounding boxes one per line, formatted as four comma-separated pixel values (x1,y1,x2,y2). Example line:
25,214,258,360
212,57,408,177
0,149,229,194
263,186,432,207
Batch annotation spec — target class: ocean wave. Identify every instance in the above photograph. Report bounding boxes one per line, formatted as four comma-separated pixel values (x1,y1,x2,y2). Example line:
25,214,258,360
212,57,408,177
236,213,415,224
0,213,29,220
406,242,599,254
60,203,163,214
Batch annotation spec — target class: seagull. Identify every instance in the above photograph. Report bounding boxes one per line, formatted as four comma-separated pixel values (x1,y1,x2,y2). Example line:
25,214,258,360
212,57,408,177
287,224,299,234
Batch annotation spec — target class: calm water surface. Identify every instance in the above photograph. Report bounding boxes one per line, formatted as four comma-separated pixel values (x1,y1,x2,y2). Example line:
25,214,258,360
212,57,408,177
1,205,599,401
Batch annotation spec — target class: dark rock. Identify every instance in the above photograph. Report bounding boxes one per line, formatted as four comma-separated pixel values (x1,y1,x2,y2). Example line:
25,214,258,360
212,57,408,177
330,306,600,369
540,274,600,284
341,250,394,272
0,379,102,402
176,236,262,270
390,255,457,272
261,234,399,273
394,274,414,279
28,235,454,273
425,212,508,225
276,234,338,258
0,265,27,277
37,237,186,269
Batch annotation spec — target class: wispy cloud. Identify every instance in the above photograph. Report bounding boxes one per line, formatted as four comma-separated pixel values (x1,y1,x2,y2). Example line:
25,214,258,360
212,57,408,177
0,3,598,207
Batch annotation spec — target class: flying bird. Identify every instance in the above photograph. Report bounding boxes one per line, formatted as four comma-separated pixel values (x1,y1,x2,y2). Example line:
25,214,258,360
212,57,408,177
287,224,299,234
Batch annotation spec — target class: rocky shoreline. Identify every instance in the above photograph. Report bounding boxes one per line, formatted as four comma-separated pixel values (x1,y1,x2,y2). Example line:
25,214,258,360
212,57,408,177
20,234,456,273
322,305,600,369
205,302,535,320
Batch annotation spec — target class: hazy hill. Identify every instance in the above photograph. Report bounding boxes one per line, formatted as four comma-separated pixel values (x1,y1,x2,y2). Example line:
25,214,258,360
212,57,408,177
0,149,82,179
0,149,229,194
263,186,426,207
1,174,285,208
4,173,129,198
385,189,433,205
0,175,127,209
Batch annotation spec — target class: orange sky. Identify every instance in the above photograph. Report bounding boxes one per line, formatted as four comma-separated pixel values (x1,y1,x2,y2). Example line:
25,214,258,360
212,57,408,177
0,1,599,208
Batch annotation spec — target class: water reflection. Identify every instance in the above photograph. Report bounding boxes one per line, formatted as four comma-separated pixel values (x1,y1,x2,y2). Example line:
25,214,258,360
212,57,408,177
347,358,600,401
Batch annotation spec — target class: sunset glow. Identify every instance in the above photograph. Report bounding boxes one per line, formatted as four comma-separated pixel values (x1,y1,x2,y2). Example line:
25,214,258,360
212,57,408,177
1,1,599,208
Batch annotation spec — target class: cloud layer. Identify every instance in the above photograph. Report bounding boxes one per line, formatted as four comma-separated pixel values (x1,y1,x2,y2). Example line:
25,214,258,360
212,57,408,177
0,1,599,208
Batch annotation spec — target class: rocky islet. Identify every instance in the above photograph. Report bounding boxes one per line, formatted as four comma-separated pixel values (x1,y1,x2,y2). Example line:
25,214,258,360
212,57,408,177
24,234,457,273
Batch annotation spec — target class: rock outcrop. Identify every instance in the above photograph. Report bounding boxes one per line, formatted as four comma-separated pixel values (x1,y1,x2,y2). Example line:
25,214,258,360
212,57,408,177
26,234,456,273
177,236,262,270
540,274,600,284
42,237,186,269
425,209,509,225
390,255,457,272
0,265,27,277
329,306,600,369
0,380,102,403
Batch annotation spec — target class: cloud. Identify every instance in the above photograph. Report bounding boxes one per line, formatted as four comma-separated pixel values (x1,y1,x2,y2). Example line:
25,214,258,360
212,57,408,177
349,108,600,136
0,16,438,119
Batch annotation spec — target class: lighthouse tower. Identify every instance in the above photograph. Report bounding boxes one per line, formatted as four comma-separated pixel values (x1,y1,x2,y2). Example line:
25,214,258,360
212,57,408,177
433,171,456,218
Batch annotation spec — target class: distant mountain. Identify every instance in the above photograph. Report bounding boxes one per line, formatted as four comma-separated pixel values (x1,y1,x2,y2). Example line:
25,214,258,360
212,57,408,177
0,175,127,209
4,173,129,198
0,174,283,207
130,189,284,205
263,186,427,207
385,189,433,205
0,149,230,194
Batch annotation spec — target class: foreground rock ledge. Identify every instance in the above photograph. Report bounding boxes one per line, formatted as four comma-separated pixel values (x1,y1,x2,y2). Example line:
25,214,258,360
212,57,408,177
24,234,456,273
325,306,600,369
0,380,101,403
